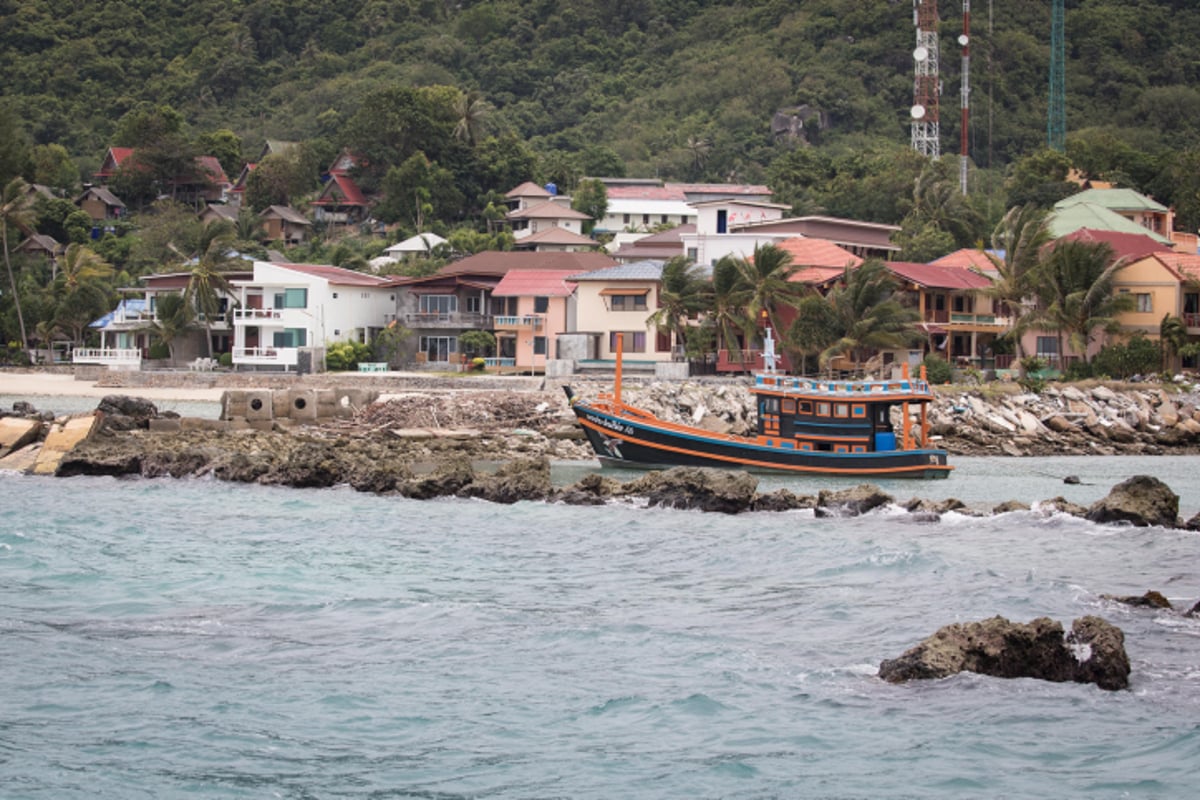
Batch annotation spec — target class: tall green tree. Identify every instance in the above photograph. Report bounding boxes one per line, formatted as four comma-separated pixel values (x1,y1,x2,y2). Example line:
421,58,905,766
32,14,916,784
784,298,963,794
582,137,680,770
1,177,35,349
731,243,804,342
646,256,711,356
184,221,238,357
814,260,921,374
51,244,114,345
983,203,1053,359
708,255,753,358
1034,239,1135,364
570,178,607,235
143,291,193,364
452,89,493,147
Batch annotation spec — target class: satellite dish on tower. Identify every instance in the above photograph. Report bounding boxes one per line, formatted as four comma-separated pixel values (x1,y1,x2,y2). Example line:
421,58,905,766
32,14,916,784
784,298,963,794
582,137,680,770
958,34,969,46
910,105,926,120
913,46,929,62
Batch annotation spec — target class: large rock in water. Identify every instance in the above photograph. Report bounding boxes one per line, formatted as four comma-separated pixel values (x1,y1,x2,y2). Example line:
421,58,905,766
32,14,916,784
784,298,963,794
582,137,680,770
1086,475,1179,528
878,615,1130,691
816,484,894,517
97,395,160,431
618,467,758,513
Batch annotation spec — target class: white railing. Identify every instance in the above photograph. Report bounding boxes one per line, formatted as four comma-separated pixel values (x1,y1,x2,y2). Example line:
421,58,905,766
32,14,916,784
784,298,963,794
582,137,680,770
493,315,544,329
72,348,142,367
233,346,298,366
234,308,283,323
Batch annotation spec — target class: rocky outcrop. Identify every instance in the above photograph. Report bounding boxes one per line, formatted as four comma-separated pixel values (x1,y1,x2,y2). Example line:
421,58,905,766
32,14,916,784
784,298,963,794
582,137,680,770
616,467,759,514
816,484,894,517
1102,590,1172,609
1086,475,1180,528
878,615,1131,691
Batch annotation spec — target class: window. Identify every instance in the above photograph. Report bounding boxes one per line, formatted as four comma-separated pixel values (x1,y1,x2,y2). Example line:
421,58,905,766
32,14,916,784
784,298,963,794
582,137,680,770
419,295,457,315
534,296,549,313
1036,336,1059,358
272,328,306,347
1136,293,1152,313
816,402,831,416
655,331,671,352
465,296,481,314
642,214,650,225
686,247,698,261
716,209,728,234
274,288,307,309
609,294,648,311
332,292,338,299
761,397,780,413
419,335,458,362
533,336,546,356
661,215,669,224
623,214,631,224
798,401,812,414
609,331,646,353
782,399,796,414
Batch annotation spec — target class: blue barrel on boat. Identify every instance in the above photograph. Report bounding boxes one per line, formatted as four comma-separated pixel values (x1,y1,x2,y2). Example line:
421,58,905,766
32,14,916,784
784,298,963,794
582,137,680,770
875,432,896,451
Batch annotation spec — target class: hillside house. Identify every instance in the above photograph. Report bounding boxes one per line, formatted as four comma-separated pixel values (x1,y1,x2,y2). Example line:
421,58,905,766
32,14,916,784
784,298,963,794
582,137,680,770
490,269,578,370
564,260,672,365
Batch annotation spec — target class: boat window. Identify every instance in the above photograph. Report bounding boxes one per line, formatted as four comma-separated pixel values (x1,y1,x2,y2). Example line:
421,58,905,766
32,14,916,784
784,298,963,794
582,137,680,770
782,398,796,414
834,403,849,418
817,402,831,416
762,397,780,413
797,401,812,414
852,404,866,417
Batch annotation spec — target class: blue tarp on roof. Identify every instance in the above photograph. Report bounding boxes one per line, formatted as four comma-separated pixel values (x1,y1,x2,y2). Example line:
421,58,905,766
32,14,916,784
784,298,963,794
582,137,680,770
90,298,147,328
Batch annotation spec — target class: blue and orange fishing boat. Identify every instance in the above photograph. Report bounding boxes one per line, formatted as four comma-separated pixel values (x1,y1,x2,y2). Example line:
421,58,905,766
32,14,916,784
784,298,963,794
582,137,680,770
565,330,952,478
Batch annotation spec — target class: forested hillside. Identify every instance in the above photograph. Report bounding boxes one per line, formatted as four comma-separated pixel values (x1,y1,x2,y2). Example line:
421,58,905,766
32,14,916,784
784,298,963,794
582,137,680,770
4,0,1200,240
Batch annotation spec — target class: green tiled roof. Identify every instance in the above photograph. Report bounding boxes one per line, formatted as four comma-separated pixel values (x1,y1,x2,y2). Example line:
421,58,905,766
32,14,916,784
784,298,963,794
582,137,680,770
1048,203,1173,244
1055,187,1168,213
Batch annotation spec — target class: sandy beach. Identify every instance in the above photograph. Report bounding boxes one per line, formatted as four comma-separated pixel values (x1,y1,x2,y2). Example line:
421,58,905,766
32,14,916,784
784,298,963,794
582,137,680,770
0,371,225,402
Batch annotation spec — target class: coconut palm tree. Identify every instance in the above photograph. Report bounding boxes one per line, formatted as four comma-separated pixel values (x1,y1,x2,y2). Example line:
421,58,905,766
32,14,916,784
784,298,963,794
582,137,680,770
647,256,711,358
708,254,753,361
1160,314,1188,373
184,220,238,357
1,177,35,350
51,243,114,345
1034,239,1135,365
143,291,193,364
815,260,922,374
731,242,804,341
982,204,1052,359
453,90,493,147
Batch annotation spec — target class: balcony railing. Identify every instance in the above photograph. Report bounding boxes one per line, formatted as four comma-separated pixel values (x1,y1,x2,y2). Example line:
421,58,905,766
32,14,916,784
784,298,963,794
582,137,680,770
493,315,545,330
948,313,1012,328
234,308,284,323
1185,312,1200,329
72,348,142,367
402,312,491,329
233,346,298,367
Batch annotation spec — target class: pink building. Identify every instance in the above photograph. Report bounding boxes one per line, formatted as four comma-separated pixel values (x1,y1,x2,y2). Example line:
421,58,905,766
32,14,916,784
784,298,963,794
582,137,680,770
490,269,578,370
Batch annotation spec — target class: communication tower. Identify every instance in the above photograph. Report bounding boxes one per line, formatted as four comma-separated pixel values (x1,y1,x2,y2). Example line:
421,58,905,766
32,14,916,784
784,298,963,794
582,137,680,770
911,0,941,158
959,1,970,194
1048,0,1065,151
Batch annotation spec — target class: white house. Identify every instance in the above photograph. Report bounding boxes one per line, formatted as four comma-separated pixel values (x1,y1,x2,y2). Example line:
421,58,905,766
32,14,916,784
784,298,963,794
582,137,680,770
230,261,397,371
678,199,792,265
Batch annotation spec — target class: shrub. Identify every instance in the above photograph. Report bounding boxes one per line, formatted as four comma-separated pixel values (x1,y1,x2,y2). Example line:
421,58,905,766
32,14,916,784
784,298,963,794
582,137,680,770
148,342,170,360
922,354,952,384
218,352,233,368
1091,334,1161,379
471,357,486,371
1062,361,1094,382
325,340,371,371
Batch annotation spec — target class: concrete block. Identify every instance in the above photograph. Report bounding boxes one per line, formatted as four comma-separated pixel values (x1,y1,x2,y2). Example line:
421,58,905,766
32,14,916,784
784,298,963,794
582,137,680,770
33,413,101,475
247,419,276,432
180,418,231,432
245,390,274,421
0,417,42,455
654,361,690,380
287,389,318,421
272,391,290,419
220,390,248,420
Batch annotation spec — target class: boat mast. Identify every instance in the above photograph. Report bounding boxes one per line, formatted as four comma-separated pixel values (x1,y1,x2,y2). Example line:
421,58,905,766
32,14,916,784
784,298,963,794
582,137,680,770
614,332,624,408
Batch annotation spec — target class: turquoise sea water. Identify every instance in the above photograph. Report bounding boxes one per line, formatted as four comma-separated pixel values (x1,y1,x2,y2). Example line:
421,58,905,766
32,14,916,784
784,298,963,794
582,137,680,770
3,458,1200,799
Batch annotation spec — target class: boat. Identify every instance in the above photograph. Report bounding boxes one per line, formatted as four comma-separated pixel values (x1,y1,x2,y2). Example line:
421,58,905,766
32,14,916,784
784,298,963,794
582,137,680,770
564,329,952,479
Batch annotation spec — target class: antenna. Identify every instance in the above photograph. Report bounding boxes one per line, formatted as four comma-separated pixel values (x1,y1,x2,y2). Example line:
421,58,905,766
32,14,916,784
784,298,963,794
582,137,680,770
911,0,941,158
959,1,970,194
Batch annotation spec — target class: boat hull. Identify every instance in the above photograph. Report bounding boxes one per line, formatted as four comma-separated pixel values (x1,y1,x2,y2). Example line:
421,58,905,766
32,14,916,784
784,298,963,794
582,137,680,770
572,402,952,479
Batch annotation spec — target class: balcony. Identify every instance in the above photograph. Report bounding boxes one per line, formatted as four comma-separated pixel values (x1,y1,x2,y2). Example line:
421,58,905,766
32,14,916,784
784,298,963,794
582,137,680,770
1184,311,1200,332
493,315,545,331
402,312,491,330
72,348,142,369
233,346,298,367
234,308,284,324
948,313,1012,329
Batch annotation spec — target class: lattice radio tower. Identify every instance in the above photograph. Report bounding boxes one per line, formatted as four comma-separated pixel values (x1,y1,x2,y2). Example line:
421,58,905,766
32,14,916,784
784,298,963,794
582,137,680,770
911,0,941,158
1048,0,1065,151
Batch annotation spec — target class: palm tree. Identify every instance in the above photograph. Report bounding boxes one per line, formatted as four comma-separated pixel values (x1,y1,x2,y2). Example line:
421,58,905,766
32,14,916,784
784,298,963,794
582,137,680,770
731,242,804,341
1034,239,1135,365
184,221,238,357
1,177,36,350
646,256,711,358
982,203,1053,360
786,293,840,375
453,90,493,147
1160,314,1188,373
815,260,922,374
52,243,114,345
708,255,753,360
143,292,193,364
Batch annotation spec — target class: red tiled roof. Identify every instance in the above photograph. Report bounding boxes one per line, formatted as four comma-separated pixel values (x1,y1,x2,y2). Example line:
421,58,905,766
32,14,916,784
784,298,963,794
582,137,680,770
195,155,230,185
419,251,617,279
1063,228,1173,261
774,237,863,270
932,248,998,271
513,227,598,246
606,185,689,201
790,266,848,286
671,182,771,195
274,263,392,286
505,181,553,199
886,261,993,290
311,173,367,207
1153,252,1200,282
492,269,579,297
506,200,590,220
